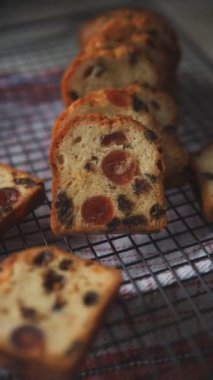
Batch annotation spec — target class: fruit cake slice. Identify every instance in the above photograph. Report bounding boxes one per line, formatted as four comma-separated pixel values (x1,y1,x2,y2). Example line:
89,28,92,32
50,114,167,236
83,33,177,92
0,245,121,380
54,85,188,188
191,144,213,222
0,163,45,235
79,8,180,63
61,45,165,106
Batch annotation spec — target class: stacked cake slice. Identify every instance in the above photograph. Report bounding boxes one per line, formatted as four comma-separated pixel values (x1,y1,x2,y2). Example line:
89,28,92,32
50,7,188,235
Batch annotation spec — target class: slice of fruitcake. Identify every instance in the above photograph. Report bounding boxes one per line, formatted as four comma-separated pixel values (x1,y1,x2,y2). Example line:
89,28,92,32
61,45,165,106
50,114,167,236
191,144,213,222
53,85,188,188
0,245,121,380
79,8,180,63
0,163,45,235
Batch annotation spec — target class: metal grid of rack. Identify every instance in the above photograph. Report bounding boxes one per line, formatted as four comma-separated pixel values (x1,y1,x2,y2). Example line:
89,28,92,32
0,3,212,379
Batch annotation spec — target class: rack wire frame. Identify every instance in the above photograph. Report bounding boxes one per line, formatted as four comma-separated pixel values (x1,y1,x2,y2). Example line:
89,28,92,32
0,5,213,380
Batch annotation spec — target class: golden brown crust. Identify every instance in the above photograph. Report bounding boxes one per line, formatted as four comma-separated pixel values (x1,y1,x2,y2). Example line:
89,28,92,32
0,163,45,235
53,85,187,189
79,8,180,60
60,46,164,106
50,114,167,236
0,245,121,380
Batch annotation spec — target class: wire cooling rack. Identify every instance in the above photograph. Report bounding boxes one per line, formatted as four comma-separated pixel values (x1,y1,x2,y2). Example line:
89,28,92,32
0,3,213,380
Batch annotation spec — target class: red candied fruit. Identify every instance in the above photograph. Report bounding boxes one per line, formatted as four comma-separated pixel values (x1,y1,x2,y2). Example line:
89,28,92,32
81,196,114,224
101,131,127,146
104,89,129,107
102,150,137,185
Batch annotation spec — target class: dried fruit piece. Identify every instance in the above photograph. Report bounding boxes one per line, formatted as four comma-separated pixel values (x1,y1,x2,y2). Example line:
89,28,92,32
84,161,96,172
10,325,44,351
81,196,113,224
150,204,166,219
83,291,99,306
43,269,65,292
107,217,121,230
33,250,53,266
102,150,137,185
144,129,158,142
133,178,151,195
117,194,133,214
55,191,73,226
69,90,79,101
145,173,158,183
52,297,67,311
123,214,147,226
132,94,149,112
59,259,73,270
101,131,127,146
105,89,129,107
20,306,38,320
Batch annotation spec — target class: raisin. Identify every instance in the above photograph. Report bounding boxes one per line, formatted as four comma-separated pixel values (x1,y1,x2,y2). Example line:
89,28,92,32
123,214,147,226
52,297,67,311
133,178,151,195
59,259,73,270
10,325,44,351
145,173,158,183
150,204,166,219
107,217,121,230
43,269,65,292
117,194,133,214
14,177,36,187
20,306,37,320
69,90,79,101
164,125,176,134
33,250,53,266
55,191,73,226
0,187,20,214
132,94,148,112
84,161,95,172
83,291,99,306
144,130,158,142
150,100,160,110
